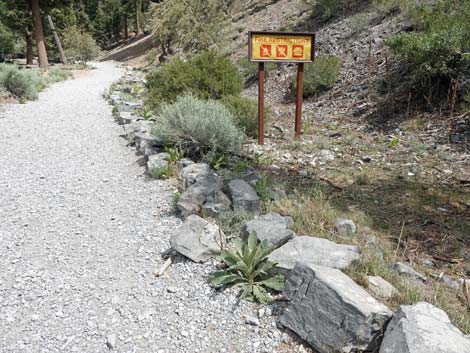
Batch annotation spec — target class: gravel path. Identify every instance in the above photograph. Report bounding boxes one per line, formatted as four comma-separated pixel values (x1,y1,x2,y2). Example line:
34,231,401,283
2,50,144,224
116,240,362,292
0,63,299,353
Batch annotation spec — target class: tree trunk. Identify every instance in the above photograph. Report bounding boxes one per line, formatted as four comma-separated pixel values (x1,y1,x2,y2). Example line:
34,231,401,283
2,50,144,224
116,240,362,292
31,0,48,69
25,32,33,65
134,0,142,35
124,15,128,39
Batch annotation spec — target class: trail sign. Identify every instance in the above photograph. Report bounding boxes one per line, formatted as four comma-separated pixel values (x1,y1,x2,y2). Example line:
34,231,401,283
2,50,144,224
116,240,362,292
249,32,315,144
249,32,315,63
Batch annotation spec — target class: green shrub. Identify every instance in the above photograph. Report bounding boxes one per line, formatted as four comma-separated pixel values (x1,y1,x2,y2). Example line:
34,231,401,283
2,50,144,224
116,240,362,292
145,51,243,110
291,56,341,97
0,64,71,100
153,95,245,157
306,0,341,20
385,0,470,101
209,232,285,303
237,57,277,84
62,26,101,63
221,95,271,138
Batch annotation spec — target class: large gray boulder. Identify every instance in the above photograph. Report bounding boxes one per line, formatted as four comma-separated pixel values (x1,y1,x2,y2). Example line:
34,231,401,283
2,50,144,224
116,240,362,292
177,173,223,218
170,215,225,263
241,212,295,248
179,163,212,190
281,263,391,353
202,191,231,218
121,120,154,145
379,302,470,353
227,179,260,214
147,153,170,171
269,236,360,271
134,132,164,156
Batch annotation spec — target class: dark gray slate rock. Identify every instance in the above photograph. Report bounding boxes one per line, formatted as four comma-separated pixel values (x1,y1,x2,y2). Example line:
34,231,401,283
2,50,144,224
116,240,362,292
180,163,212,190
241,212,295,248
177,173,223,218
117,100,143,113
176,158,195,177
147,153,170,171
121,120,154,145
379,302,470,353
281,263,392,353
239,167,262,185
269,236,360,271
227,179,260,214
134,132,164,156
390,262,427,283
170,215,225,263
202,191,231,218
120,112,140,125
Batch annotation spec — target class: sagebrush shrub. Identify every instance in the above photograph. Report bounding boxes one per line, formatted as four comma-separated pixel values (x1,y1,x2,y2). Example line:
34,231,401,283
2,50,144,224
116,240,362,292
145,51,243,110
221,95,271,138
291,56,341,97
0,64,71,100
153,95,245,157
0,65,38,100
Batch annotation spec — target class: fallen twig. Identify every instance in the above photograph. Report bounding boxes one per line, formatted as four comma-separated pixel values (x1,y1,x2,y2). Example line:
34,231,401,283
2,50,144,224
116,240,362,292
155,256,173,277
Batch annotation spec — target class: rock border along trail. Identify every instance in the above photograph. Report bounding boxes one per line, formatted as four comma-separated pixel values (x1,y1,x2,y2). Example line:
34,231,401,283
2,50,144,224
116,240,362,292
0,63,294,353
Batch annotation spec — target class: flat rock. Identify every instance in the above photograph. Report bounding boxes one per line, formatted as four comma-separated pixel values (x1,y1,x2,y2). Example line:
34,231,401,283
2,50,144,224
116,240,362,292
269,236,360,271
281,263,391,353
241,212,295,248
170,215,225,263
368,276,398,299
390,262,427,283
379,302,470,353
227,179,260,214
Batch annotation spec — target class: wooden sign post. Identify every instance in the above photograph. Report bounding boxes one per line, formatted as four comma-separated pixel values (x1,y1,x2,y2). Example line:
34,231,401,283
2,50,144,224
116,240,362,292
248,31,315,144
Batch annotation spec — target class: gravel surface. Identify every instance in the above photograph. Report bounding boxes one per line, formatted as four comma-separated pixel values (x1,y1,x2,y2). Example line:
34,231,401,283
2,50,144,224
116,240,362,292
0,63,304,353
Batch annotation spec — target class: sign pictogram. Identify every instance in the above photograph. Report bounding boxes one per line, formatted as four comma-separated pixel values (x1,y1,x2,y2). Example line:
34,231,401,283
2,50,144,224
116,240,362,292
292,45,304,58
260,45,272,58
276,45,288,58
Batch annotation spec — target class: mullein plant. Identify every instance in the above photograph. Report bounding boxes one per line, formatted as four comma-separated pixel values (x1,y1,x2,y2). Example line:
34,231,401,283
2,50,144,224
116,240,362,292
209,232,285,303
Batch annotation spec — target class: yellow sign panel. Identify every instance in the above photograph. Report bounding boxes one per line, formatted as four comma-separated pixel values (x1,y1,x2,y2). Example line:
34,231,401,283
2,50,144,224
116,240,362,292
249,32,314,62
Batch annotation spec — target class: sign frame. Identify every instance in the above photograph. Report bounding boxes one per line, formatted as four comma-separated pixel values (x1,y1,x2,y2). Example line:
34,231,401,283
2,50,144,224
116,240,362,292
248,31,315,144
248,31,315,64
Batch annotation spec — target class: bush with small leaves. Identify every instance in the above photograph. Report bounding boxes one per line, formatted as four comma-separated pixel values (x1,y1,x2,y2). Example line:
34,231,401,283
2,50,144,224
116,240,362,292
209,232,285,303
221,95,271,138
291,56,341,97
385,0,470,101
145,51,243,110
62,26,101,63
153,95,245,157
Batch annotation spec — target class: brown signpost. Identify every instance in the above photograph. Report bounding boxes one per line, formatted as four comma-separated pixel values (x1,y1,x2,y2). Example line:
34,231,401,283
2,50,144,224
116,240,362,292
248,31,315,144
